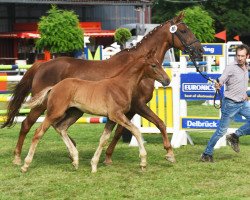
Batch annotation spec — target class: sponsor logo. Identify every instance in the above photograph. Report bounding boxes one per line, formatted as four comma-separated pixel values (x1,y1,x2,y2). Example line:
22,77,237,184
182,83,215,93
186,120,217,128
203,46,215,54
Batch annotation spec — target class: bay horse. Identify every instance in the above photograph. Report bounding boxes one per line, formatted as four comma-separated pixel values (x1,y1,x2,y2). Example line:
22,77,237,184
21,49,169,173
2,12,203,166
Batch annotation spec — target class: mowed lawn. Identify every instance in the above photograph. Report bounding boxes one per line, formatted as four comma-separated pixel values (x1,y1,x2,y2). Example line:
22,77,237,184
0,122,249,200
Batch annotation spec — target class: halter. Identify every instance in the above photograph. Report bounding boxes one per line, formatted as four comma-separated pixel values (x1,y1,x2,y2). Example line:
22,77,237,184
169,20,222,109
170,20,200,59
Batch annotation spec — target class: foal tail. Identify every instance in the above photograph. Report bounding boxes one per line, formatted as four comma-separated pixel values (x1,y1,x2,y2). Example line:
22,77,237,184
1,62,42,128
25,87,53,109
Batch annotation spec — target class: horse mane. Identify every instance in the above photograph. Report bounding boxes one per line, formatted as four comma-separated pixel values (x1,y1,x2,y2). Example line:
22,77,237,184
114,20,170,56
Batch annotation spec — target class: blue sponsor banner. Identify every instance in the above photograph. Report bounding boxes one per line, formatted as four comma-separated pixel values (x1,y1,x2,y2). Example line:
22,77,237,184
182,118,220,129
180,73,224,100
181,43,224,56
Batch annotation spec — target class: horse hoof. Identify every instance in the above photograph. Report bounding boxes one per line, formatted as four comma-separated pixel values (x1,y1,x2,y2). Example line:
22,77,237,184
21,166,27,173
91,168,97,173
103,158,112,165
166,155,176,163
13,157,22,166
140,166,147,172
72,162,79,170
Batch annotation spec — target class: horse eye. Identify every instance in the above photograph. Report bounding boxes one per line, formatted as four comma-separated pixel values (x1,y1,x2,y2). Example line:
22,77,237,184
151,64,156,68
180,30,187,34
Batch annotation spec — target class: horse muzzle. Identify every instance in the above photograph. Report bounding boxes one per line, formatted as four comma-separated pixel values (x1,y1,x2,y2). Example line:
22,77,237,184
161,79,171,87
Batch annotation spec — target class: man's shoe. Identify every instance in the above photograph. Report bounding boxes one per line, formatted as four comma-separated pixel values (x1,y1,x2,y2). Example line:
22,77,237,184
200,153,213,162
226,133,240,153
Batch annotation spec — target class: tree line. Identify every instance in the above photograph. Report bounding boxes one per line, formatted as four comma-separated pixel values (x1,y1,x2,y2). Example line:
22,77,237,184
152,0,250,43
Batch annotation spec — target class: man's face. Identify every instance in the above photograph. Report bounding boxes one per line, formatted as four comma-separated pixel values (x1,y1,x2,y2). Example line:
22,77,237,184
236,49,249,66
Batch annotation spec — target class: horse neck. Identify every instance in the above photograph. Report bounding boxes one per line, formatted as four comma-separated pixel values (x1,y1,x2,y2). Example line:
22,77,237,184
128,22,171,64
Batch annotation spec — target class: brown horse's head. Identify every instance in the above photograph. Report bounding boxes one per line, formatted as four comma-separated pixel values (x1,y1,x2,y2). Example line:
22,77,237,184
143,48,170,87
167,11,204,59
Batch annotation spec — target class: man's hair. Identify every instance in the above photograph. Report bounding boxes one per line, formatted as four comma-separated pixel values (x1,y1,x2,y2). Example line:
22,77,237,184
236,44,250,55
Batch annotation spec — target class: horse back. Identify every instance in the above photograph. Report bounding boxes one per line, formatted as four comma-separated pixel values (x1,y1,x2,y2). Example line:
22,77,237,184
31,57,121,95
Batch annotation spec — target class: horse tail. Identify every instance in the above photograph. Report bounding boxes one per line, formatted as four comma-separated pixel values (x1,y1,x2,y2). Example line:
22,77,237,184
1,62,42,128
24,87,53,109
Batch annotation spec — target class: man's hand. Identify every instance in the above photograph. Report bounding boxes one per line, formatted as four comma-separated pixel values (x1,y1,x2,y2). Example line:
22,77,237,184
214,82,221,90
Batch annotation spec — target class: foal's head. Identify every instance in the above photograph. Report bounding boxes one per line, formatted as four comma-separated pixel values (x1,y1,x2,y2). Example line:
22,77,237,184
167,12,204,59
142,49,170,86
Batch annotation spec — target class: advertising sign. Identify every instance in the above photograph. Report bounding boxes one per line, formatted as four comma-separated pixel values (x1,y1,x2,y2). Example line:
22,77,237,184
180,43,224,56
182,117,220,129
180,73,224,100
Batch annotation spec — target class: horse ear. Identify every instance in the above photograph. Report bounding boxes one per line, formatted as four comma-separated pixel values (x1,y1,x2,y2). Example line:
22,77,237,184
173,11,185,23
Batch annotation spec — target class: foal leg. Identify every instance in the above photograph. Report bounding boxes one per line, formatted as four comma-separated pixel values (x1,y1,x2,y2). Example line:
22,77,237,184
135,104,175,163
110,113,147,171
104,111,135,164
13,105,45,165
55,126,79,170
21,118,51,173
91,120,116,173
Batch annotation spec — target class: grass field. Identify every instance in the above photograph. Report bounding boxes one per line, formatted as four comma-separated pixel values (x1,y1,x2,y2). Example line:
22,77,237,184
1,110,250,199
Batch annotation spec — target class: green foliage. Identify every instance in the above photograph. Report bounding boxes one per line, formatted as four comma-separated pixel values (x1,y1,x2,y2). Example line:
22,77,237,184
152,0,188,23
204,0,250,39
181,6,215,43
36,5,84,54
152,0,250,41
114,28,132,46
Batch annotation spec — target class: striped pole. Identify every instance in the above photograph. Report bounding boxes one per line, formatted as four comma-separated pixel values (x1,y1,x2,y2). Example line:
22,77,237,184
0,65,32,70
0,75,23,82
0,94,31,102
0,116,107,124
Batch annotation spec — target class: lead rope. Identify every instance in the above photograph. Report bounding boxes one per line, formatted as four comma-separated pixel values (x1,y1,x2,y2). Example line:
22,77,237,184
169,20,222,109
190,57,222,109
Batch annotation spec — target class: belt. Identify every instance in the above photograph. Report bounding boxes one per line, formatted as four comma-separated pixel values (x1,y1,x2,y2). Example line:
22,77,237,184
224,97,245,103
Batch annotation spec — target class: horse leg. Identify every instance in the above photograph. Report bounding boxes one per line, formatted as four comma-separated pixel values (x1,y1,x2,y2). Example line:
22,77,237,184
135,104,175,163
13,105,46,165
91,120,116,173
21,118,51,173
55,107,83,147
104,111,135,165
110,113,147,171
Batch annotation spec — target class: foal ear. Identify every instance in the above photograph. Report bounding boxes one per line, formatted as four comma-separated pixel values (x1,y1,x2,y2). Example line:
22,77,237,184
173,11,185,23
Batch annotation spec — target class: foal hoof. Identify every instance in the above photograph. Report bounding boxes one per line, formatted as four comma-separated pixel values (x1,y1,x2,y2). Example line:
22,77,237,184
140,166,147,172
166,154,176,163
13,157,22,166
72,162,79,170
21,166,28,173
91,166,97,173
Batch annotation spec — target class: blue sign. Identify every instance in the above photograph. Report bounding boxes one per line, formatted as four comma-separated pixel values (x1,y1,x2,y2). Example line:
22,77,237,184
181,43,224,56
180,73,224,100
182,118,220,129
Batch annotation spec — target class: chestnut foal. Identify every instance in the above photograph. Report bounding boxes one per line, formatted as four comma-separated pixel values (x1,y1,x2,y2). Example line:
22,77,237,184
21,49,170,173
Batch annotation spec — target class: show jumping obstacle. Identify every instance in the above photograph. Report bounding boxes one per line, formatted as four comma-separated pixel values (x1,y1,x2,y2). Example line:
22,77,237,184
1,12,203,167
